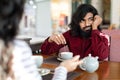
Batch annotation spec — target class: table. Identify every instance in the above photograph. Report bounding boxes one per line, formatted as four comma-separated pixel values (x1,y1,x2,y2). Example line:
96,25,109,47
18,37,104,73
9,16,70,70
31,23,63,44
40,54,120,80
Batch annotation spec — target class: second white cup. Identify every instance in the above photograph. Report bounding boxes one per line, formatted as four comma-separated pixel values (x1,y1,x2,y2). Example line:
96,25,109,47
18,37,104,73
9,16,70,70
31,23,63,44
32,55,43,68
59,52,73,60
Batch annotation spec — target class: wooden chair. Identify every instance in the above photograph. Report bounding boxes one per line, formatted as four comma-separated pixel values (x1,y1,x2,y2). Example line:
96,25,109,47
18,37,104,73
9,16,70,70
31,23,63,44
104,35,111,61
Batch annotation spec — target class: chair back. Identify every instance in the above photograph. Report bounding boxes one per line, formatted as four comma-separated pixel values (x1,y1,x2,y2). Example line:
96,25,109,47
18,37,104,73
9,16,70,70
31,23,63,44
102,30,120,62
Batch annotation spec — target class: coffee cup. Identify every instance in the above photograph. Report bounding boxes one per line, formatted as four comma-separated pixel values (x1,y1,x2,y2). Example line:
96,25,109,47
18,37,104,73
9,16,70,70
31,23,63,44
58,52,73,60
32,55,43,68
79,54,99,73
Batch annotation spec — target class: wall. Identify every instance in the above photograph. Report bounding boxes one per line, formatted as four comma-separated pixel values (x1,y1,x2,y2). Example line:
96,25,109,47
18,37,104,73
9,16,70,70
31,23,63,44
111,0,120,29
35,0,52,37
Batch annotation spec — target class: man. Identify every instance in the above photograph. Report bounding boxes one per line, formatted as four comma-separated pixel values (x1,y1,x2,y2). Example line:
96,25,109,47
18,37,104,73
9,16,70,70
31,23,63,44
41,4,110,61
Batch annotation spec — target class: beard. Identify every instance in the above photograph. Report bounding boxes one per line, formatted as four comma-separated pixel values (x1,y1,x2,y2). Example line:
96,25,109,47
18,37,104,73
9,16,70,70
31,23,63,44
79,25,92,38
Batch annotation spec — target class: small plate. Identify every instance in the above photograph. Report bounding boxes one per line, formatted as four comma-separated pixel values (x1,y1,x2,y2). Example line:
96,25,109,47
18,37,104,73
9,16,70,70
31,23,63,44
57,57,66,61
38,68,50,76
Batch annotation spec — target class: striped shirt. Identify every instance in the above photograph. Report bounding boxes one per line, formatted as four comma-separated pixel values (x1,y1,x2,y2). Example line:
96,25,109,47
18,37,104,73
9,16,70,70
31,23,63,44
12,40,67,80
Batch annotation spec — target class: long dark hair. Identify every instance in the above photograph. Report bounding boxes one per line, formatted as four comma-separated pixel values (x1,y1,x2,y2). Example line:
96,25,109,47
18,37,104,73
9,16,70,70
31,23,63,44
0,0,25,45
0,0,25,79
69,4,101,37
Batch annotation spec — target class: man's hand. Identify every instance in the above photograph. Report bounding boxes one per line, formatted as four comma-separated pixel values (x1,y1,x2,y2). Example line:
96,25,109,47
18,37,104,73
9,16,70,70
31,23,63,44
92,15,102,30
48,34,66,45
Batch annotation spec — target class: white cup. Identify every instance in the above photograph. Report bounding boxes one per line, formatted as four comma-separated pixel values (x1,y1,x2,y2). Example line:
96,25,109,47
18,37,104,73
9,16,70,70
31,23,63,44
32,55,43,68
58,52,73,60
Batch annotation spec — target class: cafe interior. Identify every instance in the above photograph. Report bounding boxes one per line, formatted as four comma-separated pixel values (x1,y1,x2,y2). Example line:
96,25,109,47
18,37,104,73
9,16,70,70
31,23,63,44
16,0,120,80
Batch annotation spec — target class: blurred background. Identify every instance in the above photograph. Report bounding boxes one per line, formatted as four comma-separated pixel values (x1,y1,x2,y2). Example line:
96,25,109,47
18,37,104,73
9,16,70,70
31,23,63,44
17,0,120,57
19,0,120,37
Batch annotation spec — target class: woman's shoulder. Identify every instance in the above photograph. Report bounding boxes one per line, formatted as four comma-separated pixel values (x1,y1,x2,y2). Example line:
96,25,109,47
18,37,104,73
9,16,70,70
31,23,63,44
13,39,29,47
12,39,32,56
13,39,31,52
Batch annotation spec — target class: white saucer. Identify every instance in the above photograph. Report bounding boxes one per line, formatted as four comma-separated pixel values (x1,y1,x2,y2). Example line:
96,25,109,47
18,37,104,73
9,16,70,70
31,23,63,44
38,68,50,76
57,57,66,61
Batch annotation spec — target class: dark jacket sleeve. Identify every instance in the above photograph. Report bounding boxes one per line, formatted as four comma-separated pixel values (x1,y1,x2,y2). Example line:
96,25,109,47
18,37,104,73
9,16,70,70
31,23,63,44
40,31,70,55
40,38,64,55
91,30,110,60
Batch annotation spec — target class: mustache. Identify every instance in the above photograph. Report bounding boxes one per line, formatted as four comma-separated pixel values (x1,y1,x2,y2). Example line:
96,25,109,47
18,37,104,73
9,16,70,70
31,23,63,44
83,25,92,30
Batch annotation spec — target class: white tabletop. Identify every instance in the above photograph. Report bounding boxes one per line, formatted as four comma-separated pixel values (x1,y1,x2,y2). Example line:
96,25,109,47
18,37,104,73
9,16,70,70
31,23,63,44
16,35,47,44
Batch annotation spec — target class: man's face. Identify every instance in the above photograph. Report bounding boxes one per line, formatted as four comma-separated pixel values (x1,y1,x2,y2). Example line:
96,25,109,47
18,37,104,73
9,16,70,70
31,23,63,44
79,12,94,33
79,12,94,37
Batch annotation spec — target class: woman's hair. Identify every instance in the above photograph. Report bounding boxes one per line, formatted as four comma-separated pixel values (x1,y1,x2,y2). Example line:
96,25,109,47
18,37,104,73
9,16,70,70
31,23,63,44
69,4,101,37
0,0,25,79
